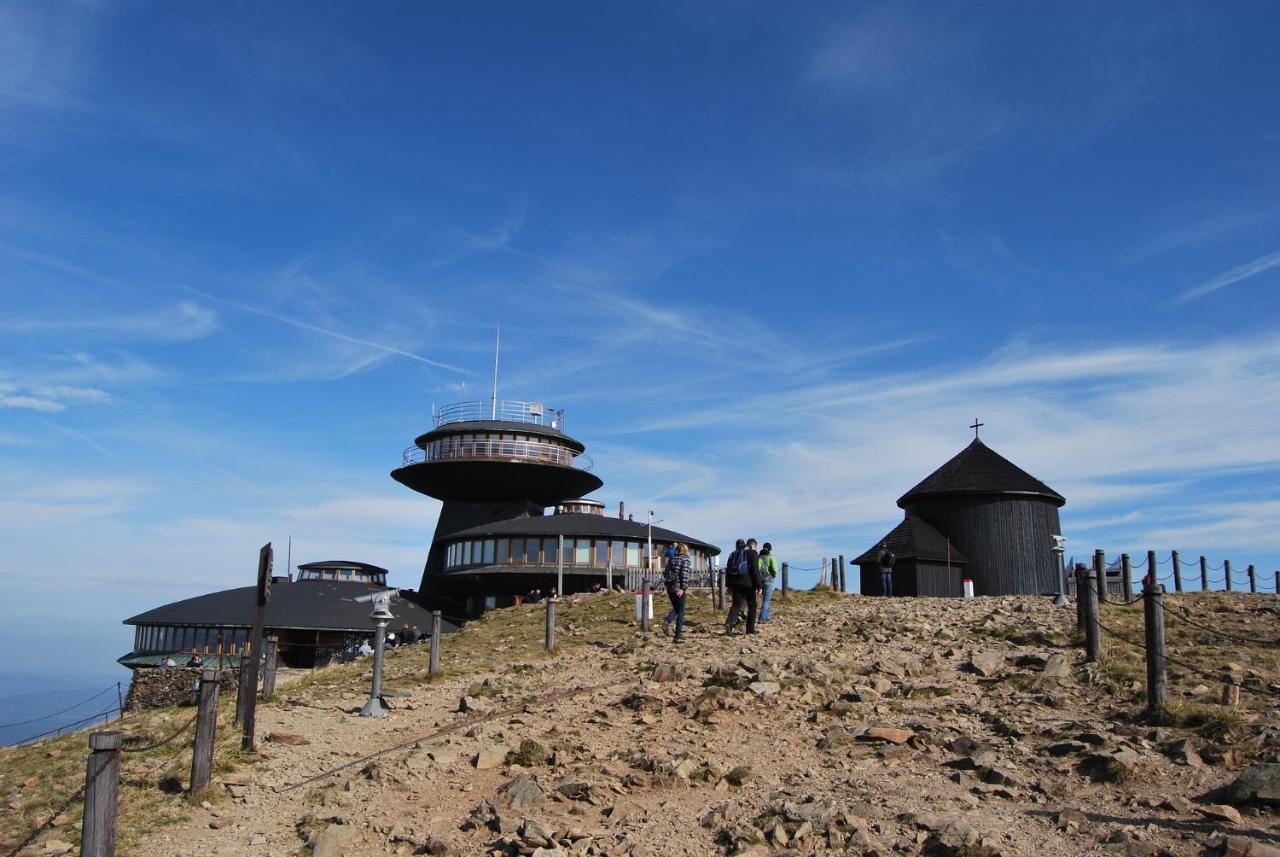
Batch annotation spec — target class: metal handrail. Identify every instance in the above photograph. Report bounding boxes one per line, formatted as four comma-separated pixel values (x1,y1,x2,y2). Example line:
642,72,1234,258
434,399,566,430
402,440,593,471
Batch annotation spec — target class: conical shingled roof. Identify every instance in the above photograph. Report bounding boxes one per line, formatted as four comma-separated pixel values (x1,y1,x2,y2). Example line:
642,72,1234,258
853,515,970,565
896,438,1064,508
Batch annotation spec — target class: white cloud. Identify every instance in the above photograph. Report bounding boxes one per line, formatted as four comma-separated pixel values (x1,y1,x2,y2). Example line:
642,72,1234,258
0,301,219,342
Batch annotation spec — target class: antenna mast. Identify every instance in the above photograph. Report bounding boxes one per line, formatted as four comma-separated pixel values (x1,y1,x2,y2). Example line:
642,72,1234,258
491,325,500,419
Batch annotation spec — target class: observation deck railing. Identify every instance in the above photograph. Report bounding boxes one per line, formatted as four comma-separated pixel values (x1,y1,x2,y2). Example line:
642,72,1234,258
435,399,566,431
402,438,593,471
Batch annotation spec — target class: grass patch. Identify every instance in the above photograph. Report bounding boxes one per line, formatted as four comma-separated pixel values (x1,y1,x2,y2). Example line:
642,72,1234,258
1151,701,1242,741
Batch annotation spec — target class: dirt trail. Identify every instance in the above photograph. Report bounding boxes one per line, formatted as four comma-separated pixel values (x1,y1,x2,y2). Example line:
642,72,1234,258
125,591,1280,856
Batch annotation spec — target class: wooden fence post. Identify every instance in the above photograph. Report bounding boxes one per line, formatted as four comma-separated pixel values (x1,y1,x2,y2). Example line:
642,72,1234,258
838,554,846,593
190,669,220,794
80,731,121,857
640,580,651,632
719,568,726,610
1200,556,1208,591
1144,582,1168,715
1225,559,1233,592
1147,551,1158,594
1171,551,1183,593
1093,549,1107,603
781,562,789,599
1120,554,1132,601
1074,565,1084,633
545,598,556,652
606,562,613,591
1082,569,1101,663
261,636,278,700
234,654,251,727
1248,564,1257,593
429,610,441,676
1275,570,1279,595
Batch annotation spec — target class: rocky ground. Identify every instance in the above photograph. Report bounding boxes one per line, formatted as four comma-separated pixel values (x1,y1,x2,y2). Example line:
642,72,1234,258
7,590,1280,856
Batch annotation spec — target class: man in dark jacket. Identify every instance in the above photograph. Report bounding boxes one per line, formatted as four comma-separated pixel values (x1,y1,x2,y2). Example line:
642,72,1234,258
724,538,762,635
877,542,895,597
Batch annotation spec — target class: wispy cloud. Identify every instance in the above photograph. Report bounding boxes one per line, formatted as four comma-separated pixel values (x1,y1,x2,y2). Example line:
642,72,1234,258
0,381,108,413
1178,249,1280,302
182,286,475,376
0,301,218,342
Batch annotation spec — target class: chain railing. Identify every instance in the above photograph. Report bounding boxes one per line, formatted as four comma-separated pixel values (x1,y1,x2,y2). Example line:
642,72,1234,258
433,399,566,430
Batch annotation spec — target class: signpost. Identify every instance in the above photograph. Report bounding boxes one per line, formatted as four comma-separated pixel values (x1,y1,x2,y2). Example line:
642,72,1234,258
242,542,271,751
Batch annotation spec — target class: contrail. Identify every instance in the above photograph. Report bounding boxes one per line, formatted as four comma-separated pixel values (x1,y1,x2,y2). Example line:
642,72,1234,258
181,286,475,375
1179,249,1280,302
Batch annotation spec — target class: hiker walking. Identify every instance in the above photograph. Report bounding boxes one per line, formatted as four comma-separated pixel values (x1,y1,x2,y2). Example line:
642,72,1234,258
724,538,762,635
877,541,896,597
661,542,692,643
757,542,779,622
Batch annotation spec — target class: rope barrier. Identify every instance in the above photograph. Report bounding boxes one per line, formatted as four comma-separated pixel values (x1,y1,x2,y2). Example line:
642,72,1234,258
0,684,119,729
16,706,120,745
121,712,199,754
1156,554,1173,565
1094,615,1280,700
280,675,637,794
1163,602,1280,647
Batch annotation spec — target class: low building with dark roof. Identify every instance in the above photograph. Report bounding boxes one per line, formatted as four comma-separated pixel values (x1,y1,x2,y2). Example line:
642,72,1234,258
853,516,969,597
856,435,1065,597
119,560,454,669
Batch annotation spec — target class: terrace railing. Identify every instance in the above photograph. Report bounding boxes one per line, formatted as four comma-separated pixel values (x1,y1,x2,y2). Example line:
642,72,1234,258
434,400,566,430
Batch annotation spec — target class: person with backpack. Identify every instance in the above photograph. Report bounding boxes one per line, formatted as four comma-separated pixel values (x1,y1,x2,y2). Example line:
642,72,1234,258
660,542,692,643
757,542,779,622
724,537,762,635
877,541,896,596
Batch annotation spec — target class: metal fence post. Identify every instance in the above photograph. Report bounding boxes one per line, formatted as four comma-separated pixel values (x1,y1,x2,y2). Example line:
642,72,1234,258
545,598,556,652
1275,570,1279,595
606,562,613,591
1082,570,1101,663
1200,556,1208,591
80,731,121,857
718,568,726,610
1248,564,1257,593
1171,551,1183,593
1120,554,1132,601
1093,549,1107,603
1225,559,1233,592
1144,582,1168,715
781,562,789,599
190,669,220,794
261,635,278,700
429,610,441,676
1074,565,1085,634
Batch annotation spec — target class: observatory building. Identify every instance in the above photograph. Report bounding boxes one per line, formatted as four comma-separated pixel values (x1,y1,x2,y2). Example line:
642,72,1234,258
392,399,719,618
855,433,1065,597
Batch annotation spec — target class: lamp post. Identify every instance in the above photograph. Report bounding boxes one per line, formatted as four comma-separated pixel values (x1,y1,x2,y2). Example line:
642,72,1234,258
1051,535,1068,607
359,591,394,717
646,510,664,576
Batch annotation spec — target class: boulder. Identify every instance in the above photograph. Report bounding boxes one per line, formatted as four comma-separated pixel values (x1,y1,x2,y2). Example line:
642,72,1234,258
969,651,1005,677
1225,764,1280,806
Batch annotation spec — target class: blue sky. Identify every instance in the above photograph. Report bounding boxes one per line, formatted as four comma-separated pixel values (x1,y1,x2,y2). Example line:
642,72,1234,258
2,2,1279,679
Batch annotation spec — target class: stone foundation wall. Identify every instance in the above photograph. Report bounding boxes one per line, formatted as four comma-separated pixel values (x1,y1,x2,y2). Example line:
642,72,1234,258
124,667,240,711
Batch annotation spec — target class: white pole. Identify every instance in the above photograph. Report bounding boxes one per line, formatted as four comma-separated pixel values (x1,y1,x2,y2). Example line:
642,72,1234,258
491,325,500,419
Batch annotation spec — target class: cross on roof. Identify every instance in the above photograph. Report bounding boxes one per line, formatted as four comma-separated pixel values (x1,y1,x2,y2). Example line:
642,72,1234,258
970,418,984,439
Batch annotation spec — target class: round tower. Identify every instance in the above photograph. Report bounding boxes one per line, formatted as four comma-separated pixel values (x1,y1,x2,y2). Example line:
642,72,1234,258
392,400,603,598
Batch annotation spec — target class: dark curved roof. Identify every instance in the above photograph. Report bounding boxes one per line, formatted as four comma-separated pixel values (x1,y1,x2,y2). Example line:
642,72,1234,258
442,512,720,555
414,420,586,454
123,580,452,633
392,459,603,504
897,438,1065,508
853,516,970,565
297,560,388,573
